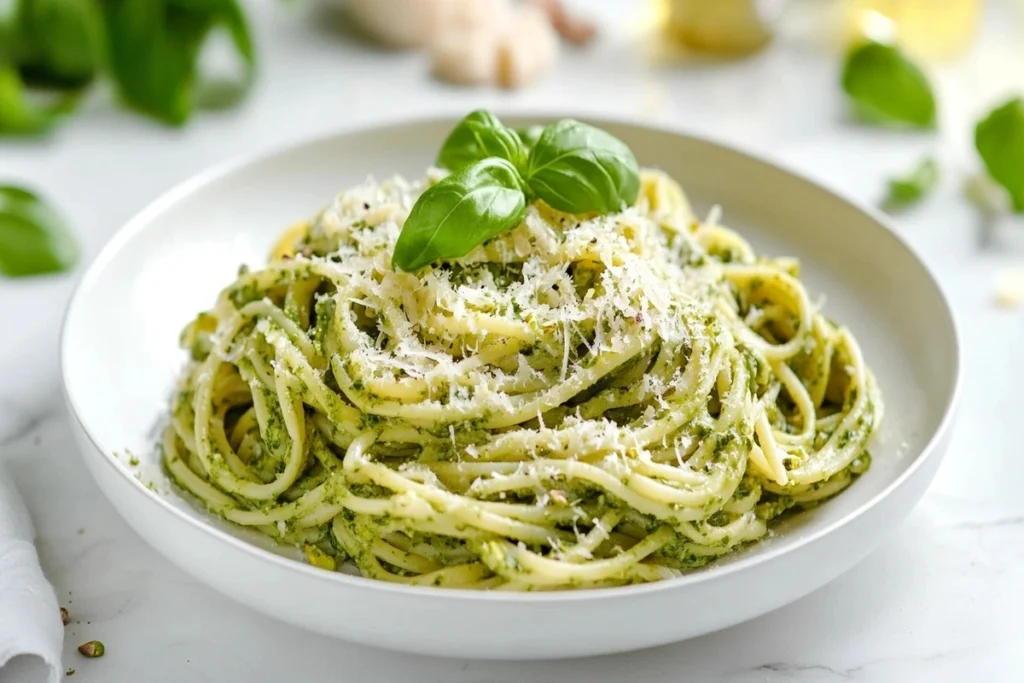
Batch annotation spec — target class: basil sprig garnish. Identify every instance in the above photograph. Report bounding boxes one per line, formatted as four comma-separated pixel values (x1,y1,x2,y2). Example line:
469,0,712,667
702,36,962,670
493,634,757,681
0,185,79,277
394,111,640,272
841,40,936,129
437,109,526,173
393,158,527,272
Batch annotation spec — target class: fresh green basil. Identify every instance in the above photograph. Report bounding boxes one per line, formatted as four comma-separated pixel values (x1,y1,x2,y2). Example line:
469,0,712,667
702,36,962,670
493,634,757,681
12,0,104,88
525,119,640,214
394,112,643,271
0,64,78,135
841,41,936,129
0,1,14,59
99,0,255,126
884,157,939,211
0,185,79,277
436,110,526,173
515,125,544,154
975,97,1024,213
182,0,255,111
393,158,527,272
0,0,89,135
0,0,255,135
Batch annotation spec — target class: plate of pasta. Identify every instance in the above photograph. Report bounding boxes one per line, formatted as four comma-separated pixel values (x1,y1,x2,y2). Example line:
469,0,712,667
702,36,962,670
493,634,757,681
62,112,959,659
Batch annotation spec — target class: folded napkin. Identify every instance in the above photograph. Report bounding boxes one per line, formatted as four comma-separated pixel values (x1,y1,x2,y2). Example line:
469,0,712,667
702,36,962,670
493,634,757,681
0,460,62,683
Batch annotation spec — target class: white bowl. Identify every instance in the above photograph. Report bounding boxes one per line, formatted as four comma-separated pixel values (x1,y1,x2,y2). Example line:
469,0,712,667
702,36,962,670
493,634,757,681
61,115,960,660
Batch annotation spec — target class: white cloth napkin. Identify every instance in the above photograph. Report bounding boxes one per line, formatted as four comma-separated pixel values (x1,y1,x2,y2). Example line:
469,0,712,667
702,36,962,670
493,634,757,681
0,460,62,683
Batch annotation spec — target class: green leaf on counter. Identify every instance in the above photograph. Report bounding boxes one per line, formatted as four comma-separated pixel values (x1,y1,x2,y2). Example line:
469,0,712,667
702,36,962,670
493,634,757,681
393,158,528,272
186,0,255,110
884,157,939,211
975,97,1024,213
525,119,640,214
0,64,78,136
12,0,104,88
841,41,936,129
99,0,255,126
194,68,249,111
437,110,526,173
0,185,79,277
0,0,18,62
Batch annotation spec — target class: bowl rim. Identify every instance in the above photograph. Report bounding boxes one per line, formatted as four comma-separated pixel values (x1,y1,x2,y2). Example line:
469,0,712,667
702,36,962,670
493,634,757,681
60,109,963,603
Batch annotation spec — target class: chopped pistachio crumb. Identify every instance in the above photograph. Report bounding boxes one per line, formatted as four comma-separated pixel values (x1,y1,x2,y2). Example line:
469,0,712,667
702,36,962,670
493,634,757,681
78,641,105,658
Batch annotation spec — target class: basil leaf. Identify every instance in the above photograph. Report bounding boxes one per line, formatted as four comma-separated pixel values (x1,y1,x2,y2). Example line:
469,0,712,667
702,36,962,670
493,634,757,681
525,119,640,214
0,185,78,277
178,0,255,111
516,125,544,154
99,0,255,126
841,41,936,129
173,0,254,65
0,1,14,59
0,64,78,136
13,0,103,88
393,158,527,272
437,110,526,172
884,157,939,210
975,97,1024,213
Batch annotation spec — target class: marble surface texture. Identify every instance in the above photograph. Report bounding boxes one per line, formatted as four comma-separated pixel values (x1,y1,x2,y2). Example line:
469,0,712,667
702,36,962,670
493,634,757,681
2,1,1024,681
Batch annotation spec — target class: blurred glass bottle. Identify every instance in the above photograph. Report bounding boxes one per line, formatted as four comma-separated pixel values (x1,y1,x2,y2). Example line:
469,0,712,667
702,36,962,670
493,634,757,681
656,0,786,56
653,0,983,59
842,0,983,59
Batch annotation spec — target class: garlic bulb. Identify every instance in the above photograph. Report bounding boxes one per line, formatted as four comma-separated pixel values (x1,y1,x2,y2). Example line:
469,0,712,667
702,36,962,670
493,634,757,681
497,4,560,88
430,28,502,85
345,0,451,49
342,0,570,88
440,0,514,33
526,0,597,45
428,0,559,88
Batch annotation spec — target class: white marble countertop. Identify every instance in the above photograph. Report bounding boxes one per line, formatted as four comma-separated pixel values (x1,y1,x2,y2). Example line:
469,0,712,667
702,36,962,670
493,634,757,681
3,1,1024,681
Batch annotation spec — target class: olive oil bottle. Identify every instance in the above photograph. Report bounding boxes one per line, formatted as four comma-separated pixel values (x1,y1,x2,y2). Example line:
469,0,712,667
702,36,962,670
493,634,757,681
657,0,784,55
843,0,982,59
654,0,983,59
